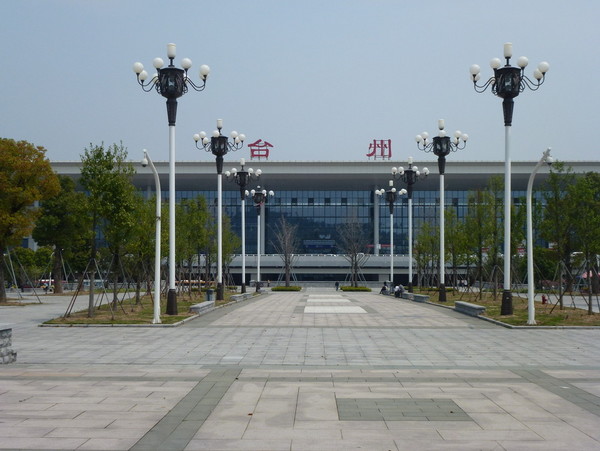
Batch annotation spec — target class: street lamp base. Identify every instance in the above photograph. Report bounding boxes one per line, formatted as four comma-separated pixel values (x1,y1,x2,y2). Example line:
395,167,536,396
438,283,447,302
166,289,178,315
241,283,246,294
408,282,413,293
217,283,224,301
501,290,513,315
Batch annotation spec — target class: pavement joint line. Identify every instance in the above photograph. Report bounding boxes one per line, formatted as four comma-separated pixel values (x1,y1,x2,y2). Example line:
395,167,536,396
129,368,241,451
512,369,600,417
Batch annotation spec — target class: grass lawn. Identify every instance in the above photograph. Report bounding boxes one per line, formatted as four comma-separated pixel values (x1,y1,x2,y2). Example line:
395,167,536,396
421,289,600,327
43,291,239,326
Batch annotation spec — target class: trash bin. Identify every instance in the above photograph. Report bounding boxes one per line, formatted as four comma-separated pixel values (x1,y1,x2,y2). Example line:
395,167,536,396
206,289,215,302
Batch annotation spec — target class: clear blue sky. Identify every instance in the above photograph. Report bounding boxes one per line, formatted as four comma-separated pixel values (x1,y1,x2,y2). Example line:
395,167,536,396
2,0,597,165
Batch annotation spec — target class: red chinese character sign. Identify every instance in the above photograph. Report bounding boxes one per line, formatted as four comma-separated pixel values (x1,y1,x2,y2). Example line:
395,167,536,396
248,139,273,160
366,139,392,160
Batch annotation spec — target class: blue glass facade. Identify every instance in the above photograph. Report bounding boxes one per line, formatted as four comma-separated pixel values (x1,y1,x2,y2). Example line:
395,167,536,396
161,186,539,255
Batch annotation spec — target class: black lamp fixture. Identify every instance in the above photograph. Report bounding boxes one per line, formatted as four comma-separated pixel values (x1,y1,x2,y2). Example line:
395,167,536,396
392,158,429,293
416,119,468,302
375,181,407,285
225,159,261,293
251,186,274,292
133,43,210,315
193,120,245,301
470,43,549,315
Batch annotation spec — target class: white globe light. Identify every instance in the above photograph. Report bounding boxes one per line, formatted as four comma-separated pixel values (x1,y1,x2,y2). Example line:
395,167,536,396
469,64,481,75
133,62,144,74
181,58,192,69
517,56,529,68
490,58,502,69
199,64,210,80
538,61,550,73
153,57,164,69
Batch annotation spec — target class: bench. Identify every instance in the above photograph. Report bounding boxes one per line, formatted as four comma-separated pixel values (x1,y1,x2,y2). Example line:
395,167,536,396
454,301,486,316
231,293,254,302
0,325,17,364
189,300,215,315
403,293,429,303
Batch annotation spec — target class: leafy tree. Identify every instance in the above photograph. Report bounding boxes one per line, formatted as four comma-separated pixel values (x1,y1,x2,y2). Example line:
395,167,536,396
464,189,494,299
79,142,136,315
568,172,600,314
176,197,210,295
445,208,469,290
32,176,90,293
221,213,241,287
0,138,59,302
540,162,577,307
414,221,438,289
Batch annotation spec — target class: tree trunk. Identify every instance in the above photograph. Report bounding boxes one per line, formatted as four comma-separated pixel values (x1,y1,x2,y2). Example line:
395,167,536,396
53,248,64,294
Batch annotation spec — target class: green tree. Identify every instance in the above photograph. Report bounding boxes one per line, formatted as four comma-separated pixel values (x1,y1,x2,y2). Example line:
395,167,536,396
32,176,90,293
414,221,438,289
445,208,469,290
0,138,60,302
540,162,577,308
176,197,211,296
568,172,600,314
80,142,136,315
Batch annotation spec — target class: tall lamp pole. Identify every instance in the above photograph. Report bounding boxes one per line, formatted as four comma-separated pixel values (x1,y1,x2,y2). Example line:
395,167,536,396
470,42,549,315
392,158,429,292
375,181,407,285
416,119,468,302
527,148,553,325
251,186,274,292
194,120,245,301
225,159,261,293
133,43,210,315
140,150,162,324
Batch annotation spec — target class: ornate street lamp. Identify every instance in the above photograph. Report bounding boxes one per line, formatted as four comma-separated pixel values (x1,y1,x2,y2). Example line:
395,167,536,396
392,158,429,292
133,43,210,315
416,119,468,302
470,42,549,315
225,159,261,293
375,181,407,286
140,150,161,324
526,148,553,325
251,186,274,292
194,120,245,301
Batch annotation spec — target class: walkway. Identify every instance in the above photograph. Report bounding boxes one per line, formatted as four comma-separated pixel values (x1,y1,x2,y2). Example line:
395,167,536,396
1,289,600,450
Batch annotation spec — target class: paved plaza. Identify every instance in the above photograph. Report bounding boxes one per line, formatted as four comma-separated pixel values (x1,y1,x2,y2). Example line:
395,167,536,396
1,289,600,450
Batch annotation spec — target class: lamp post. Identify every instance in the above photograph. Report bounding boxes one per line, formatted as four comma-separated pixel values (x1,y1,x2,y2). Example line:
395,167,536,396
375,181,407,285
194,120,245,301
225,159,261,293
416,119,468,302
140,150,162,324
470,42,549,315
251,186,274,292
133,43,210,315
527,148,553,325
392,158,429,292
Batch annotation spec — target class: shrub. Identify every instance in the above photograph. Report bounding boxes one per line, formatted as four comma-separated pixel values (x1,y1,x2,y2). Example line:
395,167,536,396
340,286,371,292
271,286,302,291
